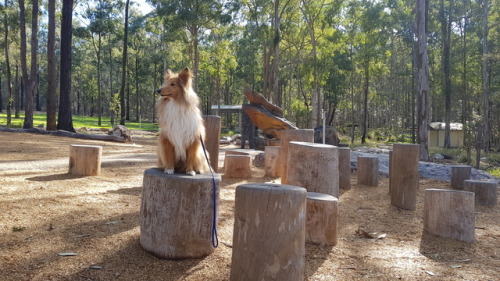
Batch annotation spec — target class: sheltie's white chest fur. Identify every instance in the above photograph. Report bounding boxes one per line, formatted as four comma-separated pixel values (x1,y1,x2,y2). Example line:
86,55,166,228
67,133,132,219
158,99,205,161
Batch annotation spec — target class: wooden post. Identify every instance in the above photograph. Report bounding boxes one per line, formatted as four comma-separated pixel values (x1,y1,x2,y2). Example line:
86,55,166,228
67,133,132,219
450,165,472,189
279,129,314,183
390,143,420,210
203,115,221,172
230,183,306,281
464,180,498,206
68,144,102,176
286,141,339,197
140,168,221,259
388,150,393,194
357,156,379,187
338,147,351,190
423,189,475,243
306,192,338,246
265,146,280,177
224,155,252,178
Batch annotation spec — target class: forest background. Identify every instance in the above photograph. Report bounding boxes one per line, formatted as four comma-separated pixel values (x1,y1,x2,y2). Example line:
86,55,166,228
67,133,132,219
0,0,499,161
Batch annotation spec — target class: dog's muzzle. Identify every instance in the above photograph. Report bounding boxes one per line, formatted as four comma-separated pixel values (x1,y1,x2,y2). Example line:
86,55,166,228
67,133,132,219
156,88,161,94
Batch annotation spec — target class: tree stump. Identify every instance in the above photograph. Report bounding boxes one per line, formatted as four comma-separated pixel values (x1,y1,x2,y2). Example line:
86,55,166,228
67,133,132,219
279,129,315,183
140,168,221,259
306,192,338,246
464,180,498,206
68,144,102,176
450,165,472,189
230,183,306,281
357,156,379,187
203,115,221,172
423,188,475,243
286,141,339,197
338,147,351,190
265,146,280,177
224,155,252,178
390,143,420,210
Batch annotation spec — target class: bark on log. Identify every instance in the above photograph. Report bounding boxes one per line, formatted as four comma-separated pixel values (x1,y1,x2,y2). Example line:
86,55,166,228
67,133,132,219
286,141,339,197
265,146,280,177
450,165,472,189
306,192,338,246
68,144,102,176
0,127,127,142
230,183,306,281
464,180,498,206
224,155,252,178
242,104,297,139
140,168,221,259
357,156,379,187
203,115,221,172
390,143,420,210
423,188,475,243
245,89,284,117
279,129,314,184
338,147,351,190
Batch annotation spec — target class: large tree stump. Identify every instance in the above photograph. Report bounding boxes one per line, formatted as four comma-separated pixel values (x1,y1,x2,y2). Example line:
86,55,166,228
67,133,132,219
68,144,102,176
224,155,252,178
464,180,498,206
279,129,314,183
338,147,351,190
286,141,339,197
390,143,420,210
230,183,306,281
203,115,221,172
265,146,280,177
450,165,472,189
423,189,475,243
306,192,338,246
140,168,221,259
357,156,379,187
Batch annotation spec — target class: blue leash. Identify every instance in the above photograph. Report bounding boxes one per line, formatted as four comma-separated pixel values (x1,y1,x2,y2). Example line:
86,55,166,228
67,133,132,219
200,136,219,248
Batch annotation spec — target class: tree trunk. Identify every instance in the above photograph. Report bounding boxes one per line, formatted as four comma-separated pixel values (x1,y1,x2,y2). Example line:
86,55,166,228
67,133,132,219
361,58,369,144
19,0,38,129
481,0,490,153
423,189,475,243
230,183,306,281
46,0,57,131
416,0,430,161
4,0,12,125
272,0,281,107
119,0,130,125
57,0,75,132
440,0,452,148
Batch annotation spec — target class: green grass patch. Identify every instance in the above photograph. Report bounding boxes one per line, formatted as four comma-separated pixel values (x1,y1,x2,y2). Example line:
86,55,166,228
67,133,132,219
0,112,158,131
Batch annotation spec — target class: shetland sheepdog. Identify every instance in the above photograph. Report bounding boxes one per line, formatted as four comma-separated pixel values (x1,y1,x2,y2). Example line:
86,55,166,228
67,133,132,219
156,68,209,176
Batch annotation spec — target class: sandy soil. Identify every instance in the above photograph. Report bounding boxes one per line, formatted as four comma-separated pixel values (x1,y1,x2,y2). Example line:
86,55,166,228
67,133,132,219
0,131,498,281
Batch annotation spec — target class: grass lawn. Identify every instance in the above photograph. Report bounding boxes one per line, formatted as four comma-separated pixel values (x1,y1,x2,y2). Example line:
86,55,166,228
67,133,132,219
0,111,158,131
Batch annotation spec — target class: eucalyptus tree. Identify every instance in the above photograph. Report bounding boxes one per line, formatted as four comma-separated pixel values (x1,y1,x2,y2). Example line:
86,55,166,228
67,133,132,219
481,0,490,153
46,0,57,130
150,0,240,92
19,0,39,129
2,0,15,126
57,0,75,132
119,0,130,125
82,0,120,126
416,0,430,161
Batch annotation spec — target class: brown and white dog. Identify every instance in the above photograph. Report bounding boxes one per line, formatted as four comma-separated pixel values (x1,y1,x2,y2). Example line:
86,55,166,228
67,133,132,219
156,68,209,176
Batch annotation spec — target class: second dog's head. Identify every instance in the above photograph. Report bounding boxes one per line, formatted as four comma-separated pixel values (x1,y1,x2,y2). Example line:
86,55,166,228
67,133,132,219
157,68,197,105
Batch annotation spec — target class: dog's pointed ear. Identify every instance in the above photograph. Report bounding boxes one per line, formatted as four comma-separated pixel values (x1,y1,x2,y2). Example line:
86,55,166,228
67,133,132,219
178,68,193,86
165,69,173,80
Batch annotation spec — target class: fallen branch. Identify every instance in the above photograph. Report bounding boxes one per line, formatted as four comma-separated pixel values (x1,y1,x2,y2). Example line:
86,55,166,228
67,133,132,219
0,127,127,143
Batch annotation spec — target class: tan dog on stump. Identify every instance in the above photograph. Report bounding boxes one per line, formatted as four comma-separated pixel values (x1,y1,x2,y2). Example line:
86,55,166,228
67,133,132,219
156,68,209,176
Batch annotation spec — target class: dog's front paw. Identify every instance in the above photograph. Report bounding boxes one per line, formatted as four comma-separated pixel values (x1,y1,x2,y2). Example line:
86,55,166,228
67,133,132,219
164,169,174,175
186,170,196,176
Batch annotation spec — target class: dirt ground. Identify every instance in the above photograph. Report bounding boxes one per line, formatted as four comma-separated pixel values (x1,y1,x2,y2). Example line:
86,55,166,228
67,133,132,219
0,131,498,281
